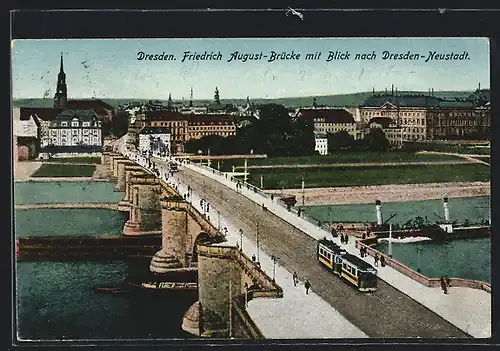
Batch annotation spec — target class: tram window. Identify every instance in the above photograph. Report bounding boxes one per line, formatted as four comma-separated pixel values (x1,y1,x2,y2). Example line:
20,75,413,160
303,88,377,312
342,263,347,269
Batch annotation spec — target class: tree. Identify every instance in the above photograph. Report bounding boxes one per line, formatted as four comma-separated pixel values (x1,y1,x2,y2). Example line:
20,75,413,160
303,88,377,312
214,87,220,105
327,131,355,151
290,116,315,156
362,128,391,151
111,110,130,138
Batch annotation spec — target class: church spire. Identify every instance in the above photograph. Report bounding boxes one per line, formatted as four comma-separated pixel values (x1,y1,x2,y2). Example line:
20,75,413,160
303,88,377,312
189,86,193,107
54,52,67,108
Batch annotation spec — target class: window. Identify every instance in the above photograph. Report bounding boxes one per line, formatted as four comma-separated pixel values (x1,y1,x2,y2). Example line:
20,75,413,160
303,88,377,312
71,120,79,127
83,129,89,135
82,122,90,127
61,121,68,127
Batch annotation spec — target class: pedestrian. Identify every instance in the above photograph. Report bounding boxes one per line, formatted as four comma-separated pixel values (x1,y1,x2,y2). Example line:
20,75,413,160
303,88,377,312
271,194,274,201
304,280,311,295
374,254,379,267
359,247,364,258
380,255,386,267
252,254,256,262
440,276,448,294
293,271,298,287
445,275,451,287
340,234,345,244
345,234,349,244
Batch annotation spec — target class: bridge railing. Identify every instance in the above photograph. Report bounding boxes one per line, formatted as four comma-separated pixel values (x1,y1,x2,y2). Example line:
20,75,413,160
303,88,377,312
186,162,336,241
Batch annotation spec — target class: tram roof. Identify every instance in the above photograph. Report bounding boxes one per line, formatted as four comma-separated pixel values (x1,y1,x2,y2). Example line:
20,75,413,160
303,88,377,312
318,238,344,252
343,253,377,271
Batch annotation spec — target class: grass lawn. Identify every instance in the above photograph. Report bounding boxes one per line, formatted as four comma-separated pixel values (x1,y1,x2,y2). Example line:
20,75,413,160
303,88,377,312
247,164,491,189
31,164,97,177
49,156,101,164
217,151,464,171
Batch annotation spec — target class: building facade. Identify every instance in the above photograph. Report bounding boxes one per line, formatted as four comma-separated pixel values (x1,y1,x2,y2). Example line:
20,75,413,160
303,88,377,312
296,108,363,140
42,110,103,151
314,134,328,155
138,126,171,158
368,117,403,147
187,114,236,141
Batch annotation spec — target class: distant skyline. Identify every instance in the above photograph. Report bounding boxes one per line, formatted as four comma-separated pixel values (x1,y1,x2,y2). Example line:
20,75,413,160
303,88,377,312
11,38,490,100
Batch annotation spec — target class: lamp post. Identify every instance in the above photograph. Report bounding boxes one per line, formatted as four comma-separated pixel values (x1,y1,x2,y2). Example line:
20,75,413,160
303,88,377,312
256,222,260,263
388,223,393,258
417,248,421,272
239,229,243,251
301,177,305,206
271,255,277,282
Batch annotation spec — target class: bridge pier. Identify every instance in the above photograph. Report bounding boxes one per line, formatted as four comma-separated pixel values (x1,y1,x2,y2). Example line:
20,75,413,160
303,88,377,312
123,175,162,235
182,245,283,337
115,160,136,192
150,196,191,272
118,166,147,211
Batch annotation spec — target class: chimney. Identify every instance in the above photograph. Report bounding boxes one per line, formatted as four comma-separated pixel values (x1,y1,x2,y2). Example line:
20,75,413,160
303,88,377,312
395,87,398,96
391,84,394,95
375,200,383,225
443,197,450,222
373,87,375,95
385,88,388,95
479,82,481,91
428,88,431,96
431,88,434,96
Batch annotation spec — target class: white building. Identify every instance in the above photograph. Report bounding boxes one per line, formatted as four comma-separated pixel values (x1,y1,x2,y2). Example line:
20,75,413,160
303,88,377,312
138,126,171,158
314,134,328,155
42,109,102,149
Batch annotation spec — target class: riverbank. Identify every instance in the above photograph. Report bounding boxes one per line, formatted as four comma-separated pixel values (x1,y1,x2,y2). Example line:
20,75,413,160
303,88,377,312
266,181,490,205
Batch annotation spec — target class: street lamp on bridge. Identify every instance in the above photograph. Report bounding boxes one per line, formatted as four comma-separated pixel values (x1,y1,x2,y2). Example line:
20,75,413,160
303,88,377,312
271,255,277,282
239,229,243,251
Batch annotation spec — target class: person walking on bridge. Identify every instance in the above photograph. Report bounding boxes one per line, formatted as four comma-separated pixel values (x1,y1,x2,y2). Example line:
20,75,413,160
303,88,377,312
304,280,311,295
293,271,298,286
440,276,448,294
374,253,379,267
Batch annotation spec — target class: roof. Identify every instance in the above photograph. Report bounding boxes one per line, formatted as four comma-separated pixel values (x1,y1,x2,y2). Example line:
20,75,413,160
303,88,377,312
55,109,100,121
369,117,393,128
20,108,64,121
67,99,115,111
360,94,441,108
343,253,377,272
146,111,186,121
139,126,171,134
188,114,235,123
318,238,346,253
297,108,355,123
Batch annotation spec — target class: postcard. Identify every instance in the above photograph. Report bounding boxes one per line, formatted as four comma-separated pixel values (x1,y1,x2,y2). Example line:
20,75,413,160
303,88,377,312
12,36,491,343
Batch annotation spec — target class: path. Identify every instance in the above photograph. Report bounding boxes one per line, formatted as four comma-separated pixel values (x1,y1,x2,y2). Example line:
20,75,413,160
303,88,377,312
15,203,120,210
417,151,490,166
234,160,470,169
265,182,491,206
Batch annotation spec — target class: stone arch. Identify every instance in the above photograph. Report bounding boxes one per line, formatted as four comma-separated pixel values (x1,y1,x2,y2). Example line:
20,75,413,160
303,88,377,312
191,232,211,262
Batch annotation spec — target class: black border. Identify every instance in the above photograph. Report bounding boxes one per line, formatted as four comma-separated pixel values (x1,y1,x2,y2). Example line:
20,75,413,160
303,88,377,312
8,7,499,351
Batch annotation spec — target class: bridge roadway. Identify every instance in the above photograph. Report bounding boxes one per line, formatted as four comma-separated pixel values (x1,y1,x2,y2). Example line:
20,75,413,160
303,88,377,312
176,165,468,338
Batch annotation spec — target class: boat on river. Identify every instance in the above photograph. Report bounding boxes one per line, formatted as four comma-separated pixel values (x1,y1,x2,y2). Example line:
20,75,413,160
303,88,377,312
128,281,198,291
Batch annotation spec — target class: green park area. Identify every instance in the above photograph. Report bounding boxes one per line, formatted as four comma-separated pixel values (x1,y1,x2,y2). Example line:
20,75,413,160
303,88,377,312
31,164,97,178
48,156,101,164
217,151,464,171
246,163,491,189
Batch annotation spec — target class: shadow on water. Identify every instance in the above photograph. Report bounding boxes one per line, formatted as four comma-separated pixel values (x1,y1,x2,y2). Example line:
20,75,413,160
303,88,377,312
16,258,197,340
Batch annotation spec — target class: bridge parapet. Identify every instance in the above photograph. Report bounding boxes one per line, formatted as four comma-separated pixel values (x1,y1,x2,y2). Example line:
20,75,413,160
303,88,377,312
115,160,137,192
191,244,282,336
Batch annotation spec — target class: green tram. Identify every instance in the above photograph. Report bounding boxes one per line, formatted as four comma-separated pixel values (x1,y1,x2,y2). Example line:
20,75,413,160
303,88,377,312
317,238,378,292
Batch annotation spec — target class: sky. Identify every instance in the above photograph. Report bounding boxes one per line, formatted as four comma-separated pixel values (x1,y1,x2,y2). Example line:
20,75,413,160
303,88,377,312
11,38,490,100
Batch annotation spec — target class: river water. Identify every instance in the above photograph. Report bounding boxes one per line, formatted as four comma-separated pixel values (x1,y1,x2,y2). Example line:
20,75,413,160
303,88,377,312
15,181,195,341
301,196,491,283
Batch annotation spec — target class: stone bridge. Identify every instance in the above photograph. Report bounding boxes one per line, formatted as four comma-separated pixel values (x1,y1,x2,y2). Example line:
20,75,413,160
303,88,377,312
102,151,282,338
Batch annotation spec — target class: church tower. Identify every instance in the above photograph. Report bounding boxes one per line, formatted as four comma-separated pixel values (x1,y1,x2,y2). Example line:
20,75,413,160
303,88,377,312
53,53,68,108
